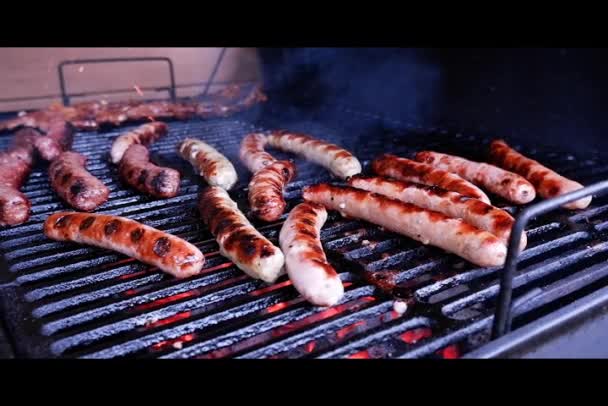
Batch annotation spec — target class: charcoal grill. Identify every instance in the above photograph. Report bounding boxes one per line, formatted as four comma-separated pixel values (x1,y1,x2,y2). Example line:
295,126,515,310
2,48,608,359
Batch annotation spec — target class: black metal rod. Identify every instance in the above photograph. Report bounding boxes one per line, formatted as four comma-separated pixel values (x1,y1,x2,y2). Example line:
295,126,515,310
57,57,177,105
203,48,228,96
491,180,608,339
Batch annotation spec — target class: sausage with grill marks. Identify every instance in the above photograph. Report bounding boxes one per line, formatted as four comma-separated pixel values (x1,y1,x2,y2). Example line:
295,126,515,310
302,184,507,268
248,160,296,222
372,154,491,204
414,150,536,204
239,133,276,173
348,175,526,250
489,139,591,209
179,138,238,190
266,130,361,179
110,121,168,164
49,151,110,211
44,212,205,278
34,120,75,161
0,128,38,226
118,144,180,198
279,202,344,306
199,186,285,283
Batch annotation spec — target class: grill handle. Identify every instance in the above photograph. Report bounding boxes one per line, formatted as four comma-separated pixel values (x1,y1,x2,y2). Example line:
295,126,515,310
492,179,608,339
57,57,177,105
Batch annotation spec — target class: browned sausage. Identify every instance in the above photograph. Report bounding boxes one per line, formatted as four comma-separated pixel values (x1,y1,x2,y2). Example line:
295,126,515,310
302,184,507,268
266,130,362,179
48,152,110,212
279,202,344,306
248,160,296,222
239,133,276,174
489,139,591,209
110,122,168,164
0,128,39,226
118,145,180,199
199,186,285,283
414,150,536,204
372,154,491,204
178,138,238,190
348,175,526,250
34,120,75,161
44,212,205,278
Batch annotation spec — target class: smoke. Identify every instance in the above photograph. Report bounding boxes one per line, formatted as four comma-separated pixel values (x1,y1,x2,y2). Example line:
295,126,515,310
258,48,443,128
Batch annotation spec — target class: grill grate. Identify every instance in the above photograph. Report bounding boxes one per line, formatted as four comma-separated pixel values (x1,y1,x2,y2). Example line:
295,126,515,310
1,105,608,359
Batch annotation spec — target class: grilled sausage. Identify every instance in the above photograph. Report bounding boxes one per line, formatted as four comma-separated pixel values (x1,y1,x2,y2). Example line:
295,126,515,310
34,120,75,161
372,154,491,204
49,152,110,212
110,122,168,164
279,202,344,306
179,138,238,190
414,150,536,204
44,212,205,278
248,160,296,222
266,130,361,179
489,139,591,210
199,186,285,283
0,129,39,226
349,176,526,250
239,133,276,174
118,145,180,199
302,184,507,267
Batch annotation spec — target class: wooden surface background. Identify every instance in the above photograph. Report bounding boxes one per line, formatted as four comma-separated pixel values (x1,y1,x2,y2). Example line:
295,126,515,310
0,47,262,112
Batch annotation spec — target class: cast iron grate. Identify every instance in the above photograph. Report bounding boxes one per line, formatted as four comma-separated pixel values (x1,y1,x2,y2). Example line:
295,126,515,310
0,106,607,359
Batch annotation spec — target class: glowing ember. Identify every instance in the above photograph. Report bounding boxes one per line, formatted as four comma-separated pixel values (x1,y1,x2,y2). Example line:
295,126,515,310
250,280,293,296
145,311,192,329
202,262,234,274
266,302,289,314
438,344,460,359
117,270,148,280
305,341,317,353
200,297,378,359
134,291,197,312
348,350,372,359
400,327,432,344
336,321,366,340
133,85,144,97
123,289,139,296
150,333,196,352
147,116,155,122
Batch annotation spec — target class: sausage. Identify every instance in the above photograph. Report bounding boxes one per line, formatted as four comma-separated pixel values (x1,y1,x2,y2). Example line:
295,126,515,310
414,151,536,204
489,139,591,210
0,129,39,226
248,160,296,222
266,130,362,179
348,176,526,250
239,133,276,174
118,145,180,198
44,212,205,278
110,122,168,164
302,184,507,268
0,186,31,227
372,154,491,204
199,186,285,283
48,152,110,212
179,138,238,190
34,120,75,161
279,202,344,306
